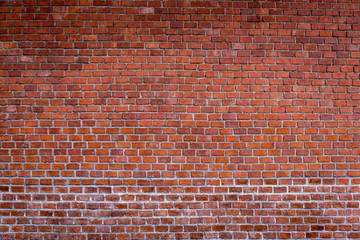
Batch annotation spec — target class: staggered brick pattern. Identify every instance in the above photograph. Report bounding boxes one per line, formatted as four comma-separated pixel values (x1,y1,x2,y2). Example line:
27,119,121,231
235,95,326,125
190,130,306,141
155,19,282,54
1,0,360,239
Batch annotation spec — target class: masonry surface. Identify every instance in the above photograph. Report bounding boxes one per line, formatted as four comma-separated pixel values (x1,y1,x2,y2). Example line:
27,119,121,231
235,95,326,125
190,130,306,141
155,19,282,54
1,0,360,239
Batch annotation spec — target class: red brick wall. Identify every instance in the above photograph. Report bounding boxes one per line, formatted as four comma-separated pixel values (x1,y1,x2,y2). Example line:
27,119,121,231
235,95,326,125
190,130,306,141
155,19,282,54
1,0,360,239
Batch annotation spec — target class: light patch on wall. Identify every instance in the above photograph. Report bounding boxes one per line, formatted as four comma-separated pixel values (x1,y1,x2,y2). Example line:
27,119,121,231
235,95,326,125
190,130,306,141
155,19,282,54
140,7,154,14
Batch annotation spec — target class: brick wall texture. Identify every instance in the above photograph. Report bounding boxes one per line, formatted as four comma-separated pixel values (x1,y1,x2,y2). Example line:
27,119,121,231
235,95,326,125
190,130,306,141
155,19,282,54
1,0,360,239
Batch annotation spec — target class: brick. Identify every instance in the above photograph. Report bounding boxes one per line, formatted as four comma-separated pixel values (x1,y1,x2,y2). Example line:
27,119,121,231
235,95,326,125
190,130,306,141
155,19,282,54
0,1,359,239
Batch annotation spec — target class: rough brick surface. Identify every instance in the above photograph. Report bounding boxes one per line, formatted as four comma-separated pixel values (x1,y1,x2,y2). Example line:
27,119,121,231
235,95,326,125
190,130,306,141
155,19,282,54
1,0,360,239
